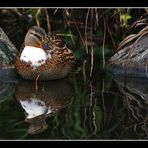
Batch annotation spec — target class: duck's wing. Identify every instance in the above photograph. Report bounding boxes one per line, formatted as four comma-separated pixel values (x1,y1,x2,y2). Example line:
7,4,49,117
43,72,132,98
43,34,76,65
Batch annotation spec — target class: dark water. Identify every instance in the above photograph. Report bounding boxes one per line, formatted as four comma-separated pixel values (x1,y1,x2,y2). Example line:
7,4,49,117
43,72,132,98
0,71,148,140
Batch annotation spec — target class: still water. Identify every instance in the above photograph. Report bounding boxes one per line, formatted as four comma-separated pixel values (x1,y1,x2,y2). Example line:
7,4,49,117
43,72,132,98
0,71,148,140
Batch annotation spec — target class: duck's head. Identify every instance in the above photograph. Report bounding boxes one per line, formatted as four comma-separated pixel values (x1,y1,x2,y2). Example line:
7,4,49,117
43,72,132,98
25,26,47,48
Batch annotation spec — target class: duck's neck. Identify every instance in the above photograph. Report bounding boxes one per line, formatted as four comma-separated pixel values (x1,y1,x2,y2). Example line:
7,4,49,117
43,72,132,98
20,46,51,67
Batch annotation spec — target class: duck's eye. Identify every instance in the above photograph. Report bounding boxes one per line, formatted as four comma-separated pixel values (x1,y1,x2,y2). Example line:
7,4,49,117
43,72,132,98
43,43,49,50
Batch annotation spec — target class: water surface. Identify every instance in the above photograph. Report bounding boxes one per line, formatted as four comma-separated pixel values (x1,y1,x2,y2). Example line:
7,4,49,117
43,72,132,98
0,72,148,140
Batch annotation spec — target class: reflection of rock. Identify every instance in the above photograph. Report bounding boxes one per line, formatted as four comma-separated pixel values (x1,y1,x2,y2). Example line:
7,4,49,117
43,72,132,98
0,82,15,103
113,76,148,103
15,79,74,135
113,76,148,138
0,68,18,82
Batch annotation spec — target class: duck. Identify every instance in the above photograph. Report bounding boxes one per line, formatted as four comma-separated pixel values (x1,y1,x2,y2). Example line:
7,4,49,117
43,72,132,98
15,26,76,82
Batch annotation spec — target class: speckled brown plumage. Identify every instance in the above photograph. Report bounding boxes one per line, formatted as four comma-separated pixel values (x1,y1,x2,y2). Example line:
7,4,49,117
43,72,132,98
15,26,76,80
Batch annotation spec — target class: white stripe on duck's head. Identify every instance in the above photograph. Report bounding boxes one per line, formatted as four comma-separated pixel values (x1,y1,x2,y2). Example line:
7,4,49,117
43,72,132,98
25,26,47,48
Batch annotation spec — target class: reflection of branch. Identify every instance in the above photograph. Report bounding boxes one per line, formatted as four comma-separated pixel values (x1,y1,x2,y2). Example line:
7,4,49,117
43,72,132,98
125,92,139,121
117,82,148,138
120,87,145,121
89,82,93,134
82,82,99,136
83,107,88,133
93,102,97,135
90,82,97,135
101,79,106,125
107,97,116,127
143,121,148,138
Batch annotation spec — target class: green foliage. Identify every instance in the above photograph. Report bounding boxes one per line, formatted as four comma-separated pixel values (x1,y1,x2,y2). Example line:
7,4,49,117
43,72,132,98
120,13,132,29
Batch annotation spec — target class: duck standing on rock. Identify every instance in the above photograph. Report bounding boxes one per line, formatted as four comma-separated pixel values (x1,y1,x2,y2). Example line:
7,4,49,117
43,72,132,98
15,26,76,83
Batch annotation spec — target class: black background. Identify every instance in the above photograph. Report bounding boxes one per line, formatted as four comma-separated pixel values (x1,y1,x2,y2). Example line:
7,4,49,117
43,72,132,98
0,0,147,7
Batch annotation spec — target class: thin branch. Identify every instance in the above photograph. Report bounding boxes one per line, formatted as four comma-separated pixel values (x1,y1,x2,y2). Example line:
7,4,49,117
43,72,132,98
35,9,41,27
102,15,106,68
90,9,94,77
85,9,90,55
44,9,51,33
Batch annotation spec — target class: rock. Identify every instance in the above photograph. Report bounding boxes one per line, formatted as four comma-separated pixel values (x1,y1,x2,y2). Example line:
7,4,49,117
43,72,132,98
0,27,18,67
0,27,18,82
109,32,148,78
0,27,18,103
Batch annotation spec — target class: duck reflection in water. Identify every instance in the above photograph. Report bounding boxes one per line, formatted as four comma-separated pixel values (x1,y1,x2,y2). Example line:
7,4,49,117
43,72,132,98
15,78,74,135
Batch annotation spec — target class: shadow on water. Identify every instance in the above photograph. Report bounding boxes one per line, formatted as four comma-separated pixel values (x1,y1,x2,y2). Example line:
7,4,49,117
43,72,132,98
0,72,148,139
